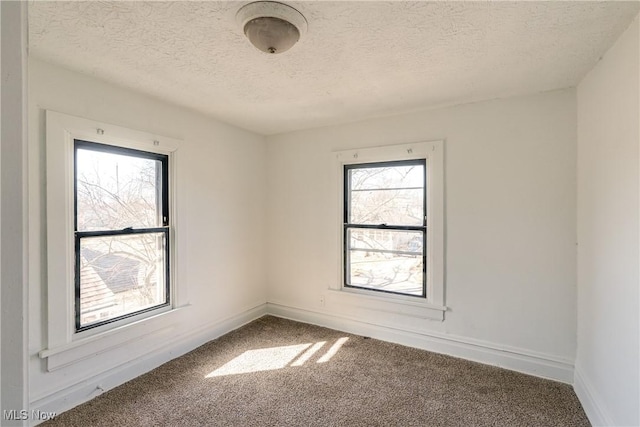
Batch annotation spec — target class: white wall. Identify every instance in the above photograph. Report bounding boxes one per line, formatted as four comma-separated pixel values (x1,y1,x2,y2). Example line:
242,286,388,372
575,16,639,427
266,89,578,380
1,1,29,422
28,59,267,414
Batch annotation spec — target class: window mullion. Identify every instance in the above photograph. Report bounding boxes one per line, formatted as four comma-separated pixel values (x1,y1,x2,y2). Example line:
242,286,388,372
76,226,169,238
344,223,425,232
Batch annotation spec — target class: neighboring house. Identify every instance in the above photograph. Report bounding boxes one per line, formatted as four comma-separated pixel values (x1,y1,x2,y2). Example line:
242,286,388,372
80,249,146,325
78,264,117,325
82,248,141,293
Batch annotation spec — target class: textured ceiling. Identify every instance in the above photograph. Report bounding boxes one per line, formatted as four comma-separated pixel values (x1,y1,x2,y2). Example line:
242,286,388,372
29,1,640,135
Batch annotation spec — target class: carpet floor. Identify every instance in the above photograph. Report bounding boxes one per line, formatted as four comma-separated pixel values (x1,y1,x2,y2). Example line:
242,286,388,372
43,316,590,426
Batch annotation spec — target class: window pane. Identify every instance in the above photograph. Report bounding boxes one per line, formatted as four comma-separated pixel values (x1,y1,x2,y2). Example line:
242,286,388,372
350,188,423,226
346,228,424,296
78,232,167,328
76,147,163,231
349,164,424,226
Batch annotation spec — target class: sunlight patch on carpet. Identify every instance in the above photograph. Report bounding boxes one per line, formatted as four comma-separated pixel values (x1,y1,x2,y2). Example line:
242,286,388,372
291,341,326,366
206,344,311,377
206,337,350,377
317,337,349,363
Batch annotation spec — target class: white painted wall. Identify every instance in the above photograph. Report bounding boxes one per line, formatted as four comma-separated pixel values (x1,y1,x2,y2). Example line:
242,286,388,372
27,59,267,414
1,1,29,423
266,89,578,379
575,16,639,427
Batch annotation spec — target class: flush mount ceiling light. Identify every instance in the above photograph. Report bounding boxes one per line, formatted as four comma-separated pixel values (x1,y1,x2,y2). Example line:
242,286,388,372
236,1,307,54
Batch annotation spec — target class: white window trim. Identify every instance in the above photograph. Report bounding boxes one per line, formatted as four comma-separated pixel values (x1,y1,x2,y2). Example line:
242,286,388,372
40,110,188,370
333,141,445,321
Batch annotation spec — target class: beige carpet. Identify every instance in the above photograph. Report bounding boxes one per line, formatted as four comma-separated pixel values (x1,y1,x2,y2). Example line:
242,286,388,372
44,316,590,426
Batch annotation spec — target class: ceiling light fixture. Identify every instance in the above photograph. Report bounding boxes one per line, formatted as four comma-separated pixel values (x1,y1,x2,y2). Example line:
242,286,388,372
236,1,307,54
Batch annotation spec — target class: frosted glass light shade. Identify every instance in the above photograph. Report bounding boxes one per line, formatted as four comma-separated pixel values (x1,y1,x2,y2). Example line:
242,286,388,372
236,2,307,55
244,17,300,54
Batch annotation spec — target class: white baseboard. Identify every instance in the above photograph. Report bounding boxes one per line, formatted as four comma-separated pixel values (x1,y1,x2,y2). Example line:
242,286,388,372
29,303,267,426
266,302,574,384
573,364,614,426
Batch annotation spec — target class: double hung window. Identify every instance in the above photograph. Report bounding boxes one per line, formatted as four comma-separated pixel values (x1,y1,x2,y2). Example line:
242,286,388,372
335,141,444,318
344,160,426,297
74,140,170,331
43,111,183,369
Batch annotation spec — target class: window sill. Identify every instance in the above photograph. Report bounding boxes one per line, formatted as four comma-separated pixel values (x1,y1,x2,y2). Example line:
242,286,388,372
327,289,445,321
39,304,190,371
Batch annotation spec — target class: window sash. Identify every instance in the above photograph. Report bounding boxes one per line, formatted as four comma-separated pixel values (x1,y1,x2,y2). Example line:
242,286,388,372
73,140,170,332
344,158,426,228
343,225,426,297
343,159,427,298
74,139,170,230
74,229,170,331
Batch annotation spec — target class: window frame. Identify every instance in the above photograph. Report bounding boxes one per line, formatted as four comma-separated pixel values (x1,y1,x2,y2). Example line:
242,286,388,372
343,159,427,298
73,140,171,332
42,110,187,370
333,141,445,320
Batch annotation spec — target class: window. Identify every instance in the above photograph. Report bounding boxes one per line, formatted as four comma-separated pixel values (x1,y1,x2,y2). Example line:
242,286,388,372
42,111,185,370
74,140,170,331
344,160,426,297
334,141,444,317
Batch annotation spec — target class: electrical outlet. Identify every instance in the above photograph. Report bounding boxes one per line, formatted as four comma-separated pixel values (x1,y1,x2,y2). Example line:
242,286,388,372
319,294,326,306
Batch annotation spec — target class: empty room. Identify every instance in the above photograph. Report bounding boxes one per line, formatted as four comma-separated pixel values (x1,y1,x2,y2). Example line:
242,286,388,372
1,1,639,426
